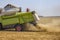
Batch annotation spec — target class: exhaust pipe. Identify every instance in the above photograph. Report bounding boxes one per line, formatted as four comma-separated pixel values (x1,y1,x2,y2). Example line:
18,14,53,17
26,8,30,12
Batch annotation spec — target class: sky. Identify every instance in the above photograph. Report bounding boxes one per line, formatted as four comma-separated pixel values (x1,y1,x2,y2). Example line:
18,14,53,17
0,0,60,16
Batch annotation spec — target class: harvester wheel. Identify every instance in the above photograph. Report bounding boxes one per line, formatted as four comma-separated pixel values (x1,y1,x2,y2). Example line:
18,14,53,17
15,24,22,31
0,23,3,30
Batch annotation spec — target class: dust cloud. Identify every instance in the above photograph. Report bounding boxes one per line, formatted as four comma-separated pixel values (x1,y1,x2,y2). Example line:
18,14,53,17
24,17,60,32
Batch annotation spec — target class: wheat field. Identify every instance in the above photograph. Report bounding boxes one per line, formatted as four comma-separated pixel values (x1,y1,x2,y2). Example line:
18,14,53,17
0,16,60,40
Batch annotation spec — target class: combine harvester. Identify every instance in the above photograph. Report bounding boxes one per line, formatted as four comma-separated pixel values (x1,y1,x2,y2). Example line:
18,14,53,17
0,7,40,31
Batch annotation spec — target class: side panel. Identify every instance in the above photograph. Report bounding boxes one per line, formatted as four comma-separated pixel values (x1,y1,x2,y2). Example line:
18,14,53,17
19,12,35,24
2,15,19,26
1,12,36,26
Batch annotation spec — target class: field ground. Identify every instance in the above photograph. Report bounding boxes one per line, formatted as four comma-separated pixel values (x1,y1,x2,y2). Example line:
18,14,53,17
0,31,60,40
0,16,60,40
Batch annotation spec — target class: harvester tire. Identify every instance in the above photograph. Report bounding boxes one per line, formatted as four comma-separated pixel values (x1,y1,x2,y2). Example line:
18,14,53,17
0,23,3,30
15,24,22,31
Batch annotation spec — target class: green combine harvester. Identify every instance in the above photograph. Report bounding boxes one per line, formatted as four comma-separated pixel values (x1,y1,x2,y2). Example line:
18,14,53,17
0,8,39,31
